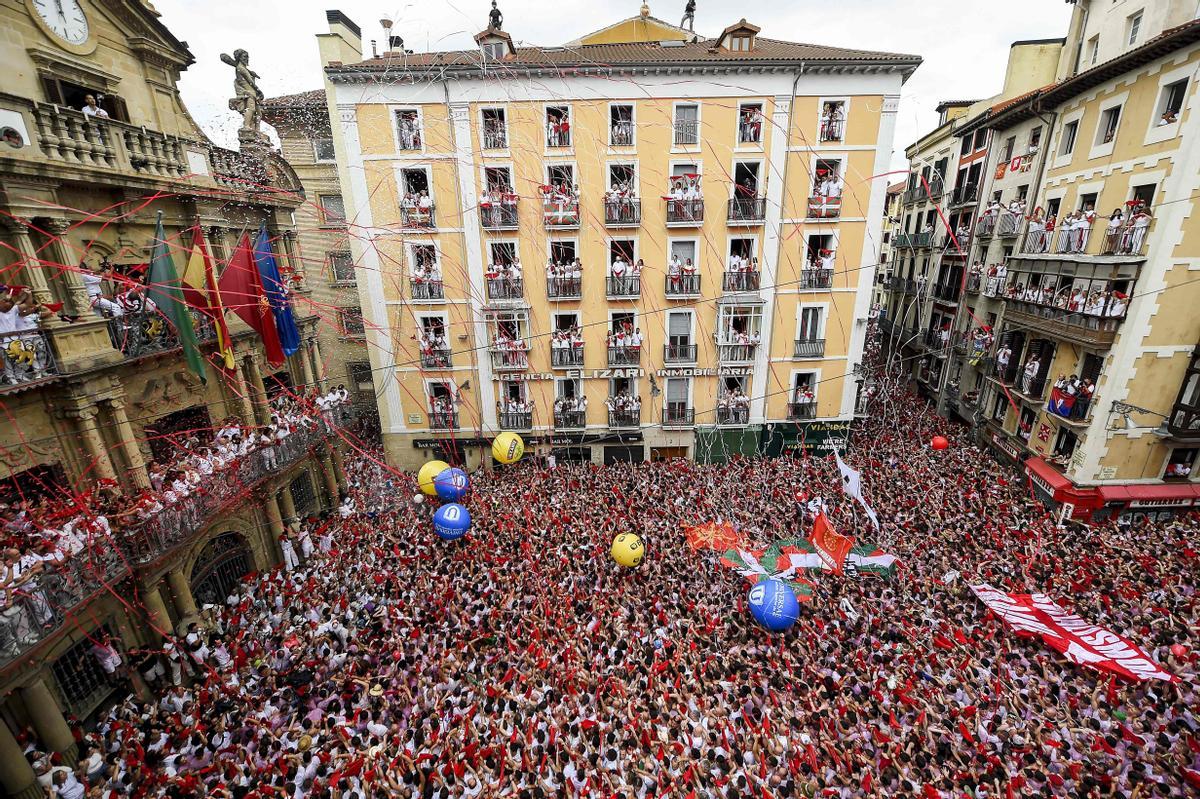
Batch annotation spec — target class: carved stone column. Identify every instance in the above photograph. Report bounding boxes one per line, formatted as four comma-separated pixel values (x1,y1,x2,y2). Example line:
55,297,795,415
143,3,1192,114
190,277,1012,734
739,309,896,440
328,443,347,492
40,219,90,317
307,337,327,391
139,583,174,639
72,407,118,485
0,718,38,797
230,357,258,426
165,568,198,620
319,449,339,503
243,354,270,425
278,484,297,525
19,679,75,758
280,229,305,285
104,397,150,490
204,225,230,266
0,218,57,308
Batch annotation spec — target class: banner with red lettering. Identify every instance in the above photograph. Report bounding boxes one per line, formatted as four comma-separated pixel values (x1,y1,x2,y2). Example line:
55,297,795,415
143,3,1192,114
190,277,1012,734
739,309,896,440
970,583,1175,682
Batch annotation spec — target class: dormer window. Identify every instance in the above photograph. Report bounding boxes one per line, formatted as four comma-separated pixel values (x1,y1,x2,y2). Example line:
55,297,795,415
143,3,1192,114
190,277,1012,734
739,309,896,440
718,19,760,52
474,28,515,59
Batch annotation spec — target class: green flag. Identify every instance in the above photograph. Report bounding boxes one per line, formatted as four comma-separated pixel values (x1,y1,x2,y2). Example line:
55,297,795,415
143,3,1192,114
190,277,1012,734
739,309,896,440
147,214,207,383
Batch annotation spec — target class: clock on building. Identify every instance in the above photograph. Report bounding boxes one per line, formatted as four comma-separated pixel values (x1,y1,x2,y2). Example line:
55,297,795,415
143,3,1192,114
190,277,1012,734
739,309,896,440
30,0,90,46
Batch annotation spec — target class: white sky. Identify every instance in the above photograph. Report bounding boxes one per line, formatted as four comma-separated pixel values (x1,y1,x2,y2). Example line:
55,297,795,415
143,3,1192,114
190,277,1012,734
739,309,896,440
158,0,1075,171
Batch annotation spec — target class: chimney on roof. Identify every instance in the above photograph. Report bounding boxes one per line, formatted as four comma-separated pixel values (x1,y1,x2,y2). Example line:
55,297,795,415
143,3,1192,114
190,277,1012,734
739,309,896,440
319,10,364,67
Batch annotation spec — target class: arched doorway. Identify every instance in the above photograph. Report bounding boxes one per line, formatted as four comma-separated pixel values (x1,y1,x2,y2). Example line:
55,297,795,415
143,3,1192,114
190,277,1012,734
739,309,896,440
190,532,253,607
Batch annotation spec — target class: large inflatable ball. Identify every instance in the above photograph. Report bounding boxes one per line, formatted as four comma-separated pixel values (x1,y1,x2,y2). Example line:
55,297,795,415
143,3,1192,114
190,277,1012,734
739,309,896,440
611,533,645,568
747,578,800,632
418,460,450,496
931,436,950,451
433,503,471,540
433,467,469,501
492,432,525,465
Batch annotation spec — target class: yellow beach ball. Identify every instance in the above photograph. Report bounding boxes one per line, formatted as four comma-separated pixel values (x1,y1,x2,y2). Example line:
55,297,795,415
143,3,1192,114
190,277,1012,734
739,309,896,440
492,432,525,465
418,460,449,496
611,533,645,568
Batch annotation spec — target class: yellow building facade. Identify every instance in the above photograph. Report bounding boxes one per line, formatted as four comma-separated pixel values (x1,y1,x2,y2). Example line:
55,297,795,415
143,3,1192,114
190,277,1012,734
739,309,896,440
320,9,919,469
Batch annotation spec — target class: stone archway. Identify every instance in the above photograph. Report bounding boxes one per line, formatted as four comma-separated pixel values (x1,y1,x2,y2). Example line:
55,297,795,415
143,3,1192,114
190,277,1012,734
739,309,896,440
189,531,254,608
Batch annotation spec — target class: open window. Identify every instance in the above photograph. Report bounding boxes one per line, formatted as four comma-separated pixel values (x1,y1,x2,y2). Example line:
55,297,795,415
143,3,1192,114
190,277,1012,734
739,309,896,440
546,106,571,148
738,102,763,144
40,77,129,122
819,100,845,142
610,104,634,146
482,108,507,149
395,109,422,150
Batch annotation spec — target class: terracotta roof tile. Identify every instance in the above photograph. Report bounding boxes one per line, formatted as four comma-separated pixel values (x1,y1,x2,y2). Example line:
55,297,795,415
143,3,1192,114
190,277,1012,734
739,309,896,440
327,36,921,74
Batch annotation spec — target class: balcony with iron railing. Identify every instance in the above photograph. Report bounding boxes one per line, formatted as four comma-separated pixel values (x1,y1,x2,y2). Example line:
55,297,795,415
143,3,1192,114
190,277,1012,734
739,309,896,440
806,195,842,220
674,119,700,146
543,198,580,229
486,278,524,302
420,349,452,369
611,122,635,146
717,406,750,426
499,411,533,431
400,205,436,229
107,309,216,360
666,199,704,226
723,271,760,293
663,406,695,428
975,215,996,239
480,203,519,230
483,125,508,150
0,330,59,389
800,269,833,290
608,346,641,367
489,347,530,371
950,183,978,207
966,273,982,294
547,276,582,300
788,401,817,420
0,414,355,666
718,343,757,363
664,343,697,363
819,116,844,142
665,274,700,298
555,410,586,430
605,199,641,227
1047,395,1094,425
933,282,961,304
1012,372,1049,402
1000,297,1125,348
411,279,445,301
607,276,641,299
429,411,459,430
997,211,1023,238
793,338,826,358
609,408,641,428
551,346,584,368
728,197,767,224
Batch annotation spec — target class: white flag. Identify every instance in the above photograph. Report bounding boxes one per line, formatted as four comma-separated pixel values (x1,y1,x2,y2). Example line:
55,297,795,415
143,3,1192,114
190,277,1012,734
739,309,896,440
835,451,881,530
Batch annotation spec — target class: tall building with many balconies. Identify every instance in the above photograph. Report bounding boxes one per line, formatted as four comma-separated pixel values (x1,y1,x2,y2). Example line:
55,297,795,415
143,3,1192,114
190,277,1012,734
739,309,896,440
0,2,348,788
317,6,920,469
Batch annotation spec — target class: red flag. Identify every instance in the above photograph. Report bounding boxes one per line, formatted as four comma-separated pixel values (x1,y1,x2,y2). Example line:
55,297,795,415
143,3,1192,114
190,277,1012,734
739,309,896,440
810,512,854,575
218,232,284,365
958,722,974,743
182,227,237,370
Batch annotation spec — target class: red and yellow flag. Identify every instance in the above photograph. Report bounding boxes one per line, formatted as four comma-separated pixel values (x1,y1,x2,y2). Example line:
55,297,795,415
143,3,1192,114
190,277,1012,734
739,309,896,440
181,227,236,370
684,521,745,551
810,512,855,575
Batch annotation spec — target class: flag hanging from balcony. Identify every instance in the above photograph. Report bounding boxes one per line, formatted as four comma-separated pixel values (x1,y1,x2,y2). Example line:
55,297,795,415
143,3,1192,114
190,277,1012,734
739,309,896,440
219,232,285,366
147,214,207,383
181,227,236,371
252,228,301,357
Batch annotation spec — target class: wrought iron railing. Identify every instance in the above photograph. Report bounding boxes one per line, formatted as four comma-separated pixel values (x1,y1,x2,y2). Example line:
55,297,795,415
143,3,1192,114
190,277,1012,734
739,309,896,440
800,269,833,289
555,410,586,429
606,276,641,298
723,272,760,292
674,120,699,145
718,343,757,363
400,205,436,229
547,277,582,299
421,349,452,369
480,204,519,230
489,348,529,370
608,346,641,366
664,343,697,363
605,200,641,226
411,280,444,301
717,407,750,426
499,411,533,431
788,401,817,420
552,347,584,368
728,197,767,223
0,330,59,388
793,338,826,358
429,411,459,430
663,407,695,427
665,274,700,296
666,199,704,225
608,409,641,428
486,278,524,301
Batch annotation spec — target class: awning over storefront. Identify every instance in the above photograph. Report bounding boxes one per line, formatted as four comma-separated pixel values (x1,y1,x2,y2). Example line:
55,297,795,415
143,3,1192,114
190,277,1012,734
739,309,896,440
1023,456,1105,513
1098,482,1200,507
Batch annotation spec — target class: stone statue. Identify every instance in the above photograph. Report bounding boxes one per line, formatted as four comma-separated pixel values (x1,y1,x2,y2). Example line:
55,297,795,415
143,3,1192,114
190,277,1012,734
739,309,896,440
681,0,696,31
489,0,503,30
220,49,264,134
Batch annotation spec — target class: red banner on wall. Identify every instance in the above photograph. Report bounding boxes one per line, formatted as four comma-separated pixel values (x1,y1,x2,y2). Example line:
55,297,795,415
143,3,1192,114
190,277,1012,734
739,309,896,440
970,583,1175,682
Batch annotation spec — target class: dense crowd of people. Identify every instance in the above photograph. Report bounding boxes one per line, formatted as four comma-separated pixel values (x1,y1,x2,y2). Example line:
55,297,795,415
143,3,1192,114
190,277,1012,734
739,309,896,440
5,333,1199,798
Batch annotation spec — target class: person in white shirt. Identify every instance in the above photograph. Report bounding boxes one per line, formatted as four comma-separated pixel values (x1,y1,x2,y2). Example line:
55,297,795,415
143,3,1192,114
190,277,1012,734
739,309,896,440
81,94,109,119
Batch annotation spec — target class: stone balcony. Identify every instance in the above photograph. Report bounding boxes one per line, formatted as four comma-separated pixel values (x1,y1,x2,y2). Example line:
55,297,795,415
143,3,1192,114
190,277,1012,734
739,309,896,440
0,413,350,667
4,98,301,198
